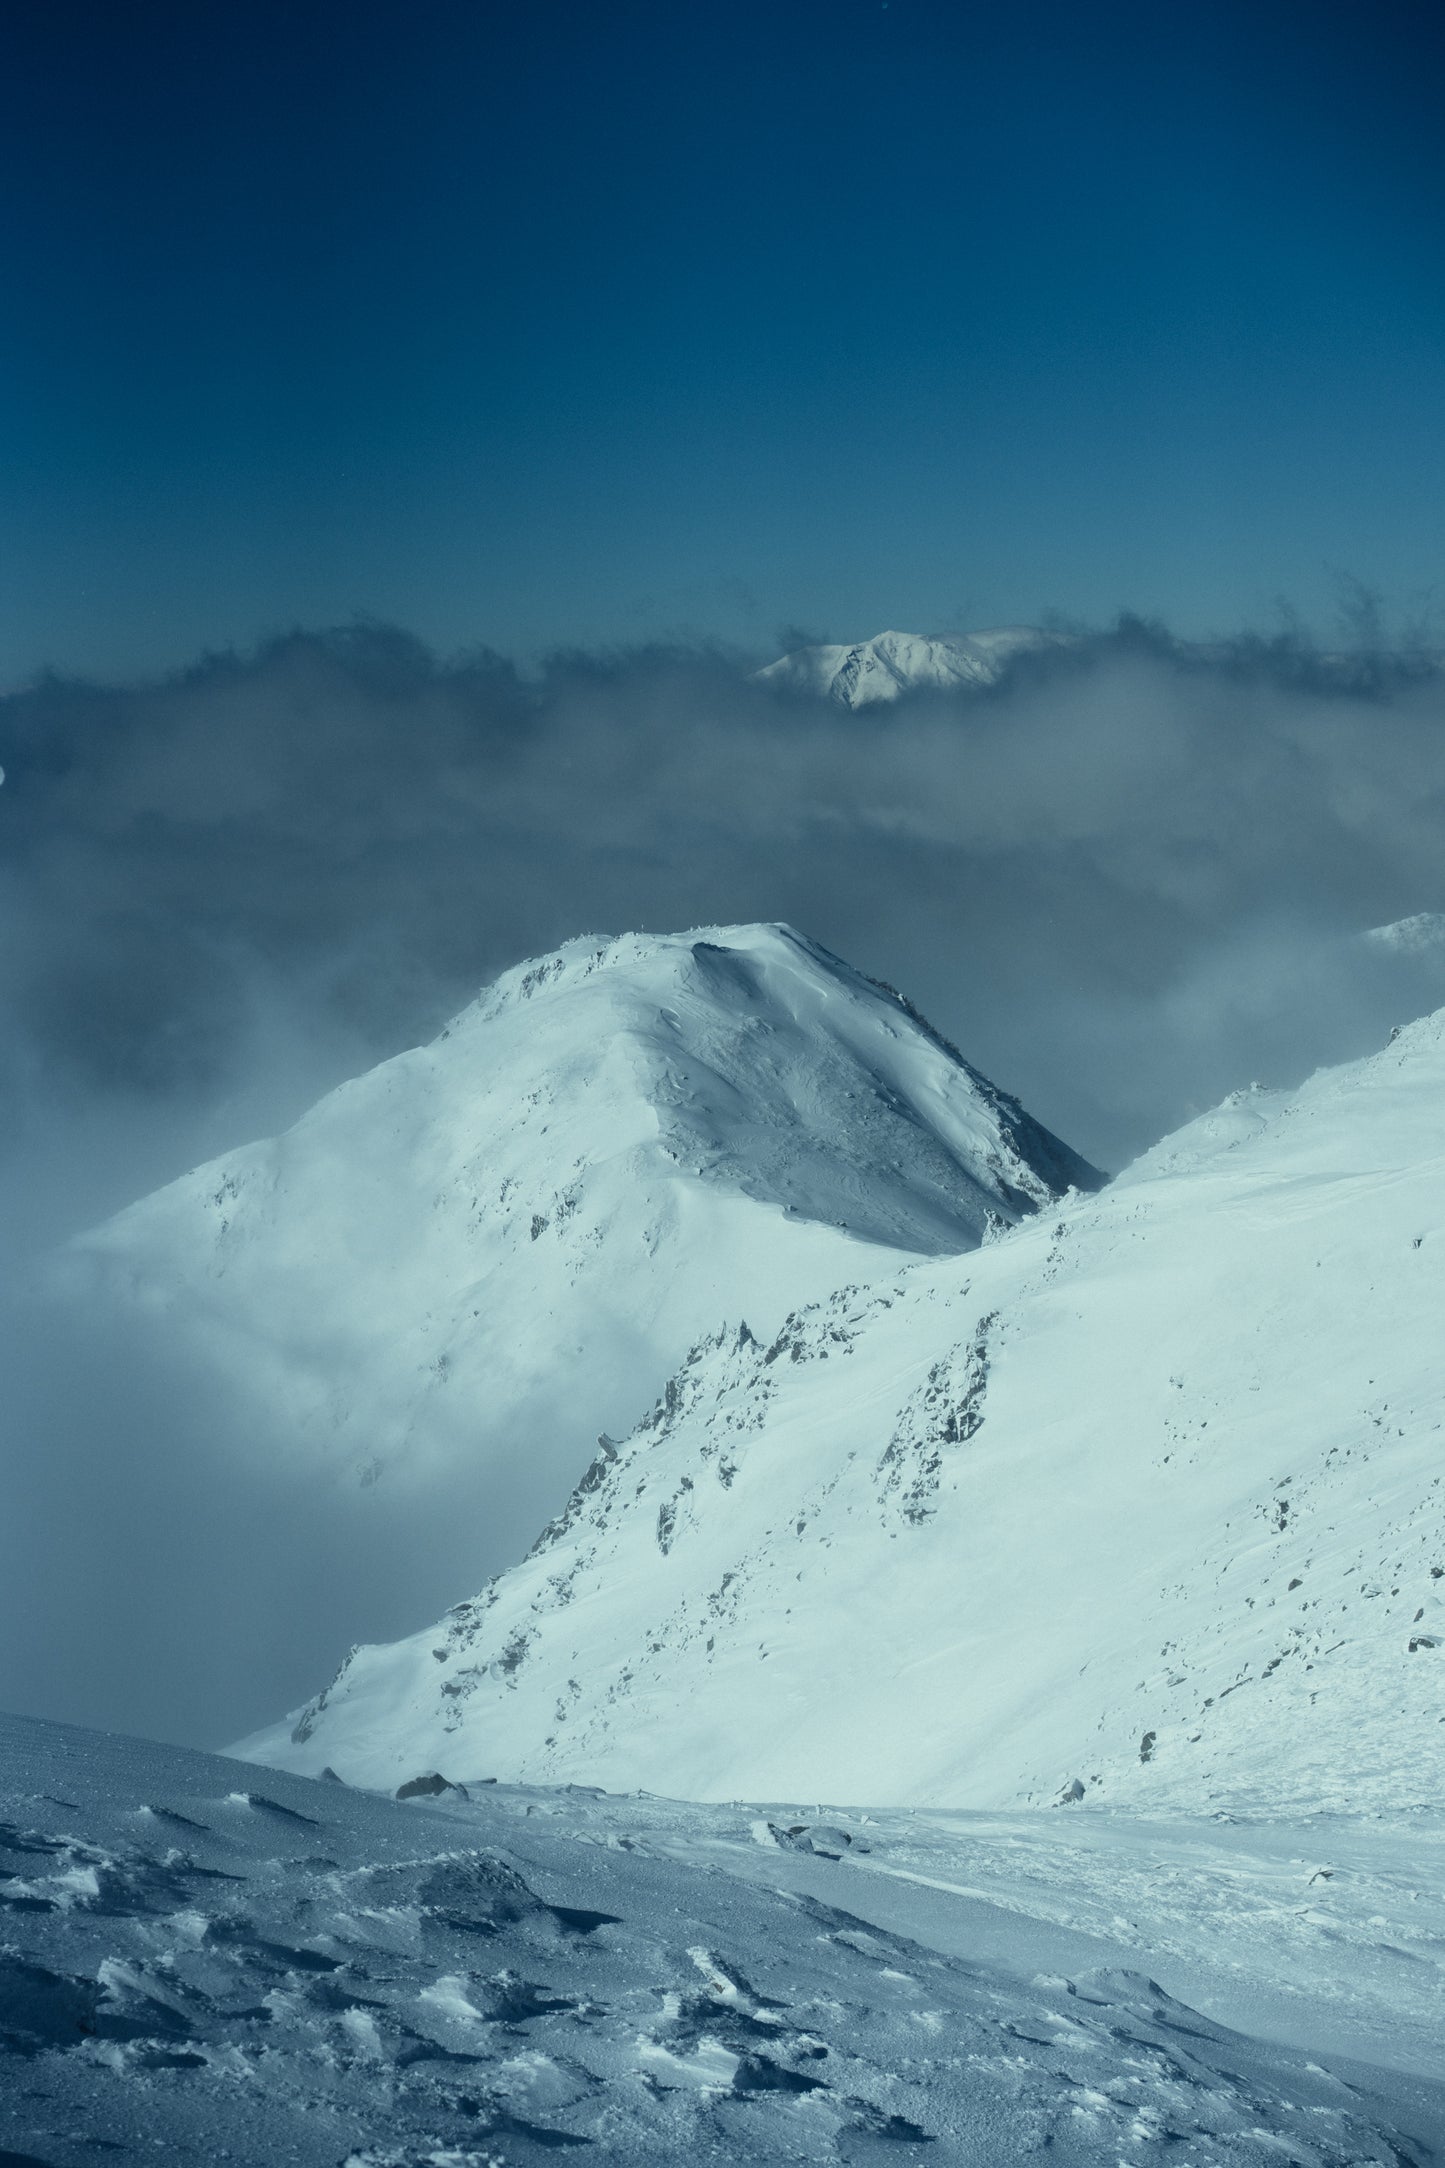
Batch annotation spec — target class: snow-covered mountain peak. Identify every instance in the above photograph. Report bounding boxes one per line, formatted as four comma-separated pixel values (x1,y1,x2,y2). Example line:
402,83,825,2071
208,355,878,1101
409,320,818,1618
441,920,1100,1250
754,626,1062,706
66,923,1096,1546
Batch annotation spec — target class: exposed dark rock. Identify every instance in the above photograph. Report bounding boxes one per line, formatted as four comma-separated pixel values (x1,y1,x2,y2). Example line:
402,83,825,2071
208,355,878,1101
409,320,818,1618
396,1771,469,1801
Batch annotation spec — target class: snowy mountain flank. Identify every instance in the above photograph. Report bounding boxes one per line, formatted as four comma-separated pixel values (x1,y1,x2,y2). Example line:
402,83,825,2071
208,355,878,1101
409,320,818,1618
247,1010,1445,1817
69,925,1098,1516
755,626,1061,705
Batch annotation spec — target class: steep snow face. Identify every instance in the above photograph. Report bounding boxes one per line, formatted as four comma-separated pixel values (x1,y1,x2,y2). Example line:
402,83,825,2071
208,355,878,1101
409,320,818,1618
247,1011,1445,1816
68,924,1097,1510
755,626,1060,705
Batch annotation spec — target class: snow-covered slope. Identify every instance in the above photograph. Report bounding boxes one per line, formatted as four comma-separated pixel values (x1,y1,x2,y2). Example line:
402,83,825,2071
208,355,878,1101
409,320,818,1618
9,1713,1441,2167
755,626,1060,705
68,924,1098,1515
1362,911,1445,956
247,1011,1445,1816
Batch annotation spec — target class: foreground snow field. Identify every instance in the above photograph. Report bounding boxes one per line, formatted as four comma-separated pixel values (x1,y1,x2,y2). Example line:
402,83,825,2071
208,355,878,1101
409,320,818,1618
248,1008,1445,1813
3,1712,1442,2166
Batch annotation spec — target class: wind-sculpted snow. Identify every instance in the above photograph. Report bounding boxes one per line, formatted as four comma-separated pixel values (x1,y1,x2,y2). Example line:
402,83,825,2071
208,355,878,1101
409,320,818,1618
64,925,1097,1528
3,1713,1441,2166
249,1010,1445,1817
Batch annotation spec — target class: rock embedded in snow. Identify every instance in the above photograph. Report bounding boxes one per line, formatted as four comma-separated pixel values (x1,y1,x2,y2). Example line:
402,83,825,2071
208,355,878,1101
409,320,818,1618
244,1009,1445,1818
395,1770,468,1800
65,924,1098,1539
767,1821,862,1857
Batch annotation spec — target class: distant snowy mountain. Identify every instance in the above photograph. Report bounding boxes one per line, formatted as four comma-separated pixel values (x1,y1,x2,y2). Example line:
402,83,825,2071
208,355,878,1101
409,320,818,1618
755,626,1062,705
247,1010,1445,1817
69,924,1098,1524
757,628,1445,707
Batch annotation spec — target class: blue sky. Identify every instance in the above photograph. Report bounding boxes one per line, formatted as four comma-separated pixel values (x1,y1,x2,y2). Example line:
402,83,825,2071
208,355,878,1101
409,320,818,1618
2,0,1443,678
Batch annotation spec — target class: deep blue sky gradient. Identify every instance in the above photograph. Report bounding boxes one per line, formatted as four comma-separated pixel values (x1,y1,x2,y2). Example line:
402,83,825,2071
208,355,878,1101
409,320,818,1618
3,0,1443,677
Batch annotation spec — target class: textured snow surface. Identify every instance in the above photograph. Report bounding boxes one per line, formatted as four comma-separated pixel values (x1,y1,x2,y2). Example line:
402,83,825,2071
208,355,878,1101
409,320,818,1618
4,1713,1442,2166
754,627,1061,705
250,1010,1445,1814
66,925,1096,1511
1362,913,1445,955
